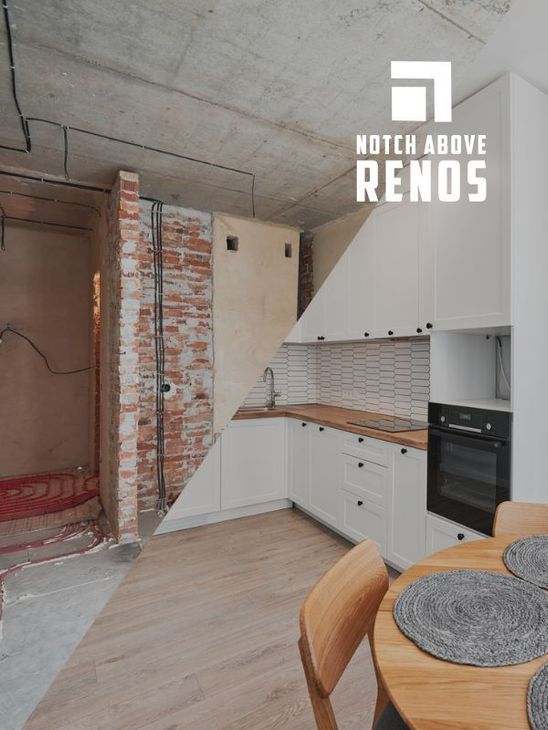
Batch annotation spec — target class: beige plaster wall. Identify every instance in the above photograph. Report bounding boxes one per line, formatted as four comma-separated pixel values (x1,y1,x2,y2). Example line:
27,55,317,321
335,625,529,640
312,206,375,291
0,223,92,476
213,214,300,434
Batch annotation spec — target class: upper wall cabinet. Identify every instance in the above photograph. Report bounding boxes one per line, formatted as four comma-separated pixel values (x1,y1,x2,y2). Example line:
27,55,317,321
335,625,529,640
289,74,519,345
427,75,511,330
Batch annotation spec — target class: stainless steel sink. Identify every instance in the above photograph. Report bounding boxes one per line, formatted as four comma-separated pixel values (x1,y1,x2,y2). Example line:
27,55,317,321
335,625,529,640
237,406,274,412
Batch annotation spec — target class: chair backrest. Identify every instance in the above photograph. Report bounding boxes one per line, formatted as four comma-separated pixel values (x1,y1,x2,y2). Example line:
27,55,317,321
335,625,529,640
493,501,548,536
298,540,389,730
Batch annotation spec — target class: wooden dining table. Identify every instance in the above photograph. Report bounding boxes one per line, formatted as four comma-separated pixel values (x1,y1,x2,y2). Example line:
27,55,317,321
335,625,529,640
373,535,547,729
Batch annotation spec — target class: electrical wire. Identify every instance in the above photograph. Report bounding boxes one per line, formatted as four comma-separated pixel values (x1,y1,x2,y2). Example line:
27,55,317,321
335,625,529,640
0,188,101,215
1,0,31,153
0,203,5,250
1,0,257,216
150,200,167,512
62,125,70,180
496,336,511,396
3,214,92,231
0,326,94,374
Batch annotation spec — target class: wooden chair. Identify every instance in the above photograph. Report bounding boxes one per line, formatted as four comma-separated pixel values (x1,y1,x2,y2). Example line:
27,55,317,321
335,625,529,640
298,539,404,729
493,500,548,536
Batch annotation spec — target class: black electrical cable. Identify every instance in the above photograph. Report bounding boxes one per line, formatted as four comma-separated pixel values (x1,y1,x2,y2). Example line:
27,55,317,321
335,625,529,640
0,203,5,250
1,0,257,215
4,214,92,231
0,169,110,193
62,125,70,180
0,188,100,215
0,326,94,374
150,200,167,512
1,0,31,153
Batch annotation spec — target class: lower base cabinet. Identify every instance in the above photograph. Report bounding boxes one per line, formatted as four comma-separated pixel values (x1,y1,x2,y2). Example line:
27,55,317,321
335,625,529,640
387,447,427,570
309,425,339,528
222,418,287,509
426,513,485,553
340,488,387,552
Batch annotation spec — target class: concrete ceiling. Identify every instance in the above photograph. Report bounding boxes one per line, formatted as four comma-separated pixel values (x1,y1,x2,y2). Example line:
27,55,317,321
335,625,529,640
0,0,512,229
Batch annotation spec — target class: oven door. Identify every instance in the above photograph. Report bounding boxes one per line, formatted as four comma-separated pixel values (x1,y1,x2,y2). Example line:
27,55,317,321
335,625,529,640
427,426,510,535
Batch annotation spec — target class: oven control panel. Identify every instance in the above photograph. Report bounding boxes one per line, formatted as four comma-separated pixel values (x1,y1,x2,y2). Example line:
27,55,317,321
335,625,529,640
429,403,511,439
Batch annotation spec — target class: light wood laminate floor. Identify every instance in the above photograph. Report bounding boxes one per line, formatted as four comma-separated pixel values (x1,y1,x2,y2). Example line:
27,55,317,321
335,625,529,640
24,509,389,730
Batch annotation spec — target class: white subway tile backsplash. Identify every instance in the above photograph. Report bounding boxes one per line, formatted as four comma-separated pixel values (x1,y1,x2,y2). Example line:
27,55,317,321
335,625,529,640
243,338,430,420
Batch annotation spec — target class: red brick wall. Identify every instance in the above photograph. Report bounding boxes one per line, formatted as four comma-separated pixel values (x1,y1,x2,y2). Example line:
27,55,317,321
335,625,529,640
101,171,140,542
298,231,314,318
137,202,213,509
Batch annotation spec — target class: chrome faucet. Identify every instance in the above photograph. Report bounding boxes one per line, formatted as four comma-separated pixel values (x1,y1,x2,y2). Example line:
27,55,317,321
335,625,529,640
263,367,280,409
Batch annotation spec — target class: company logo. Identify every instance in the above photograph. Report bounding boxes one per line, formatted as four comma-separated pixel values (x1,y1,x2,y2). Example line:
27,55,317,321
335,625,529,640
391,61,452,122
356,61,487,204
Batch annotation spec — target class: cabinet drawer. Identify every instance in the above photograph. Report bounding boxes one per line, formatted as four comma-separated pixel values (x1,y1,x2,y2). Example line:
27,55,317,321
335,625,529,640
426,513,485,555
341,432,389,467
340,453,389,506
340,488,387,552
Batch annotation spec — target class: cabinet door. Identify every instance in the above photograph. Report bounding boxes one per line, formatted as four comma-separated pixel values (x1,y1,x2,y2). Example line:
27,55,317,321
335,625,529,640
373,199,420,338
222,418,286,509
426,513,485,554
300,289,325,343
287,418,310,508
309,425,339,527
388,447,427,570
340,488,387,551
323,254,347,341
428,76,510,330
346,223,376,340
162,439,221,522
284,320,302,343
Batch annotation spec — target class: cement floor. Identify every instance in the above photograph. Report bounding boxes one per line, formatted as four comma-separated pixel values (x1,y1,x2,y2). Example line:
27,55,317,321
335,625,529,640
0,510,162,730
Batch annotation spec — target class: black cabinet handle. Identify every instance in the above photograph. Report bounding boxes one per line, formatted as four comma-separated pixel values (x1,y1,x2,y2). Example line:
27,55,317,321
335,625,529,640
364,332,370,338
388,330,394,336
358,437,364,443
358,462,364,468
416,327,423,334
457,533,465,541
301,422,307,427
319,426,324,432
401,448,407,455
357,500,363,506
426,322,433,329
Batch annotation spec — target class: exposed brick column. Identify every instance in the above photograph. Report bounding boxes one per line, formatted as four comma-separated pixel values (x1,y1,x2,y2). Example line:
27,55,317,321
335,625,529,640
298,230,314,318
137,203,213,509
102,171,140,542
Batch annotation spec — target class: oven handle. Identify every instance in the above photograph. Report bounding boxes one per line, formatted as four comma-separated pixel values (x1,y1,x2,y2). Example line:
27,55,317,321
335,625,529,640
429,426,506,448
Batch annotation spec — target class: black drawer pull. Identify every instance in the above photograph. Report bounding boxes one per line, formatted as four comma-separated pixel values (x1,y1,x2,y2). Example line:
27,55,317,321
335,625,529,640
301,422,307,427
319,426,325,432
364,332,370,338
357,500,363,506
388,330,394,336
358,437,364,443
457,533,465,541
400,448,407,454
358,462,364,468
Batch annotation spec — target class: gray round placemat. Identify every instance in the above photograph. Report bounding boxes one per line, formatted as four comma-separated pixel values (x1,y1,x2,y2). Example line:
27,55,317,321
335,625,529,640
504,535,548,589
528,661,548,730
393,570,548,666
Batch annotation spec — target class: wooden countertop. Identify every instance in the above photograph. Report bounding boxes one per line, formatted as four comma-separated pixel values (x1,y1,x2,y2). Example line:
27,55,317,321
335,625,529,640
233,404,428,450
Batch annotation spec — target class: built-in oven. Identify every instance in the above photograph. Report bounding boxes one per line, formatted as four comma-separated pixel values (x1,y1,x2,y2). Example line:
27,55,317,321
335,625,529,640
427,403,511,535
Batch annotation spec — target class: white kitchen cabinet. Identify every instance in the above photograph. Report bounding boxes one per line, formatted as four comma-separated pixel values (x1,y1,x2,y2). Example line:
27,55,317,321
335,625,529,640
300,287,325,342
287,417,310,508
308,424,339,527
161,438,221,523
388,446,427,570
346,224,376,340
222,418,286,509
340,488,387,551
339,452,389,553
427,75,511,330
323,254,347,340
373,198,422,339
284,320,302,343
426,513,485,554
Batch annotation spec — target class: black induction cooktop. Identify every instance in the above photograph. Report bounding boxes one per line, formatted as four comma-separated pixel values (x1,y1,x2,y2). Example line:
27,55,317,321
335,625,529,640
347,417,428,433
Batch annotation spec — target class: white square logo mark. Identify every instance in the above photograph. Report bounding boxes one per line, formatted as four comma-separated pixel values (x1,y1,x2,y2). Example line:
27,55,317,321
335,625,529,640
391,86,427,122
